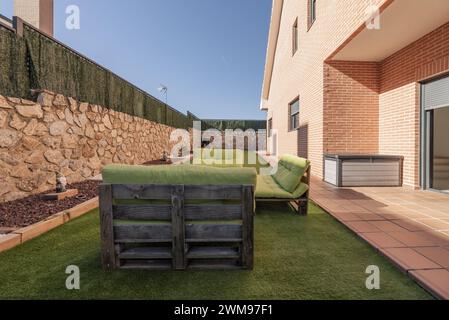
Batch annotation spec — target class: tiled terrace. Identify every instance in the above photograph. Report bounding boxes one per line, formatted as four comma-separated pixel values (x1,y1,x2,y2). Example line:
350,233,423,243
310,177,449,300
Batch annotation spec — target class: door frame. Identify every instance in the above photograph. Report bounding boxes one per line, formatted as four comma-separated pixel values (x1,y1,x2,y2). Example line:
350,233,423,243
420,75,449,194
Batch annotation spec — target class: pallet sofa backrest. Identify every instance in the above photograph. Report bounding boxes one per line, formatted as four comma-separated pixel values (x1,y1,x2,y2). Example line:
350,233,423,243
272,155,310,193
100,165,256,271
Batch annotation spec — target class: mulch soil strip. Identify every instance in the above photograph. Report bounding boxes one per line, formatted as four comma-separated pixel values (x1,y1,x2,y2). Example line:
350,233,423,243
0,180,100,229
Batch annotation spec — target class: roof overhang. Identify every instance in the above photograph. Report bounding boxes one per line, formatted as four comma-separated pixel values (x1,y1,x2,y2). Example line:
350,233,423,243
260,0,283,110
331,0,449,62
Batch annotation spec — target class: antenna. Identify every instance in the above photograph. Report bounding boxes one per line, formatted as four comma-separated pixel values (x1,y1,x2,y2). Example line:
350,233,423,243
158,85,168,104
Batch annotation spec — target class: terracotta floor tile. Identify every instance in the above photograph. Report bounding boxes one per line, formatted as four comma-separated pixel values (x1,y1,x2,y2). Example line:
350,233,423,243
413,247,449,268
394,211,429,219
410,269,449,300
359,232,406,249
376,213,404,220
352,213,385,221
330,212,363,222
387,231,438,247
382,248,442,271
420,212,449,219
309,178,449,299
346,221,381,233
414,231,449,246
391,219,425,232
414,219,449,231
331,206,369,214
369,221,408,232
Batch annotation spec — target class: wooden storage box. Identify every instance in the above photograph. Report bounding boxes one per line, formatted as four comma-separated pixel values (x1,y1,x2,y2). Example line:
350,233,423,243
324,154,404,187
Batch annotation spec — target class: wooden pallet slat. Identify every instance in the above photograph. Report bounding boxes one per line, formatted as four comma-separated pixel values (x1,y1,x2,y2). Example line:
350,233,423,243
184,205,242,221
112,184,172,200
185,224,242,240
187,247,240,259
114,224,172,241
100,184,116,270
184,185,242,200
100,183,254,270
118,247,172,259
113,205,171,220
171,185,185,270
241,185,254,270
120,260,172,270
185,238,243,243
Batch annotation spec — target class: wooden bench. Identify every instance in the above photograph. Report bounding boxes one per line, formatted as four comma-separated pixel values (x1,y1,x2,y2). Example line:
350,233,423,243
99,184,254,270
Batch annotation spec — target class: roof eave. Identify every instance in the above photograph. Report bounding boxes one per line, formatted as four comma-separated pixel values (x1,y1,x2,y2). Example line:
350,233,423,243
260,0,284,109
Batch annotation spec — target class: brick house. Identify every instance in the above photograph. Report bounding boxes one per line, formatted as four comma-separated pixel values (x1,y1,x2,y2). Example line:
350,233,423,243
261,0,449,192
14,0,53,36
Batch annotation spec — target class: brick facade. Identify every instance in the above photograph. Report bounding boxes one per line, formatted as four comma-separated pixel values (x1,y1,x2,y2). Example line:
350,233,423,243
263,0,385,178
324,61,380,155
263,0,449,188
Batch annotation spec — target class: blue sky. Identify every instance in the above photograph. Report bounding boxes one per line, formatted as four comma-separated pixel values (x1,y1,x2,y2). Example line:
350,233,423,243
1,0,271,120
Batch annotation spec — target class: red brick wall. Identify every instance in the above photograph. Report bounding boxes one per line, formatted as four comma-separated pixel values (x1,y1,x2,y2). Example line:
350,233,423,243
322,22,449,188
381,22,449,93
264,0,386,179
323,61,380,155
379,21,449,187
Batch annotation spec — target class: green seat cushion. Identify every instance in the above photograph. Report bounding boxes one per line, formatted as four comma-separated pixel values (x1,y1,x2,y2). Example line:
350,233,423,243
102,164,257,186
193,149,245,166
255,175,309,199
272,155,310,193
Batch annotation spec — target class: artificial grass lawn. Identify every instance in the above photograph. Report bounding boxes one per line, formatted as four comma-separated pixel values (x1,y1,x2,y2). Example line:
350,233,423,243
0,203,431,300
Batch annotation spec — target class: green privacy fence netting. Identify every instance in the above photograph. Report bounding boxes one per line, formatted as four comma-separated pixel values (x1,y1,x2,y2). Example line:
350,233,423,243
186,113,266,131
201,119,266,131
0,24,265,131
0,24,192,129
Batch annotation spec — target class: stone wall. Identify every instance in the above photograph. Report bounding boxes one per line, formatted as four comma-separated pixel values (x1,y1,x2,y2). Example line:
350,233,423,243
0,91,177,202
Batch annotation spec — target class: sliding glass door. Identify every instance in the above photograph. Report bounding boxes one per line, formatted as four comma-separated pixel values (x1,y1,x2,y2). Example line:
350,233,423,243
422,75,449,193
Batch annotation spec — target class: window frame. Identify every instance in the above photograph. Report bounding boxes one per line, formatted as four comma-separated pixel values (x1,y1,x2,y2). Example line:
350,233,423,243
308,0,317,31
268,118,273,137
288,97,300,132
292,17,298,56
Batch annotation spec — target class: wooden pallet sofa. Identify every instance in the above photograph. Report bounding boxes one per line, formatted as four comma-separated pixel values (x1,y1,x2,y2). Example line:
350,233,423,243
99,164,257,271
193,150,311,215
255,155,311,215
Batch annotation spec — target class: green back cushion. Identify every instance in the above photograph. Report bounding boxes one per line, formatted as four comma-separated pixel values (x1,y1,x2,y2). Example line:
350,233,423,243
193,148,245,165
102,164,257,186
272,154,310,193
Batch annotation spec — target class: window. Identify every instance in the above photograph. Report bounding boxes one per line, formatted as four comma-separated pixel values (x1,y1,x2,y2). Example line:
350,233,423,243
292,18,298,56
308,0,317,30
268,118,273,137
289,98,300,131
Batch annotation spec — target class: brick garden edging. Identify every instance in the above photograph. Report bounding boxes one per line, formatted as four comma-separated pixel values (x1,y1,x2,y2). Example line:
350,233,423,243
0,197,99,253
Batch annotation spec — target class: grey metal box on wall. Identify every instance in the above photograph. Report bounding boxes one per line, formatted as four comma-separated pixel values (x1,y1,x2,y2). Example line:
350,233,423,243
324,155,404,187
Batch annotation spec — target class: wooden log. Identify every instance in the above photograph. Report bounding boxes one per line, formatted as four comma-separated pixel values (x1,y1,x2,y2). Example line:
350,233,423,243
99,184,116,270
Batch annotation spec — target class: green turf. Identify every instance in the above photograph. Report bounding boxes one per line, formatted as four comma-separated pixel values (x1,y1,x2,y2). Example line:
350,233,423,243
0,203,431,300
